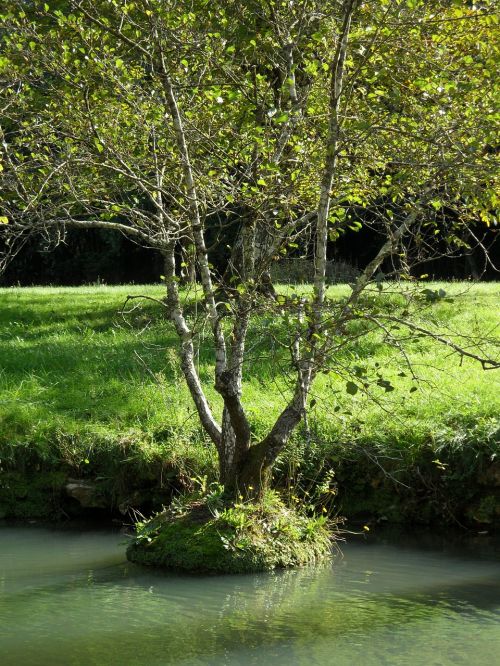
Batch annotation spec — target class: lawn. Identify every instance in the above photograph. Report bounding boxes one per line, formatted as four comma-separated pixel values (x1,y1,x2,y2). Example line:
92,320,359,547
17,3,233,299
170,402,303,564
0,282,498,523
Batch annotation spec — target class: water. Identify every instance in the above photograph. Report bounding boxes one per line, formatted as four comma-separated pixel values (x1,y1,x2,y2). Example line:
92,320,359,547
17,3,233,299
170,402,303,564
0,525,499,665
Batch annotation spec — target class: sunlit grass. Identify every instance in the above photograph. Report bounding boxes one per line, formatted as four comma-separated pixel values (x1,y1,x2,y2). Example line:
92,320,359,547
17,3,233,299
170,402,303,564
0,282,498,475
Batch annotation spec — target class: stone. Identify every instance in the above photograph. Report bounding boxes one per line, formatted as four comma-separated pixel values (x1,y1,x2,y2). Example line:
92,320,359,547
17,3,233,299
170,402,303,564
65,479,107,508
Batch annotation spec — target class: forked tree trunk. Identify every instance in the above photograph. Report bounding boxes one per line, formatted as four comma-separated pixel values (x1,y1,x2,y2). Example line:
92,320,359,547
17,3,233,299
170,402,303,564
219,439,273,497
218,377,310,497
161,0,358,501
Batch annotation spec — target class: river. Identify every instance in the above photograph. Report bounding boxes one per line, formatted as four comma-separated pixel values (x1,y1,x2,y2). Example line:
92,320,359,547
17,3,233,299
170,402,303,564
0,524,499,665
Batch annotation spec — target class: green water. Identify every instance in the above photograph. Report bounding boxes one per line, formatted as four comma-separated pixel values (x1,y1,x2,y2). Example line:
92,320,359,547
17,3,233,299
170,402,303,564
0,525,499,665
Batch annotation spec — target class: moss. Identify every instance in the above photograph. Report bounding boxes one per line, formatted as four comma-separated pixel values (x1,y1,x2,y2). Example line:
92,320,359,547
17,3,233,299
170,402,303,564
126,490,333,574
0,469,67,519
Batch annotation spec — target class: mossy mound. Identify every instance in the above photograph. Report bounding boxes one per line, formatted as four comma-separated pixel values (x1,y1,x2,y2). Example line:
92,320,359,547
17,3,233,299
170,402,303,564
126,490,333,574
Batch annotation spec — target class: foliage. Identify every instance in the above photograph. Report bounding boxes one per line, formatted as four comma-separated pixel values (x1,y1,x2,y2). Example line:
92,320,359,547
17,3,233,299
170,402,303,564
1,1,497,238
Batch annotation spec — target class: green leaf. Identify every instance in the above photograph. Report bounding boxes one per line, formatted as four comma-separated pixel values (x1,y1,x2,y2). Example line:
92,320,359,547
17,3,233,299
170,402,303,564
346,381,358,395
274,112,289,123
348,221,362,231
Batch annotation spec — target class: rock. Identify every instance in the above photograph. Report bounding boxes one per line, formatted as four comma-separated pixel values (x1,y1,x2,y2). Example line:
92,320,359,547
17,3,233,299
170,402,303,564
65,479,107,508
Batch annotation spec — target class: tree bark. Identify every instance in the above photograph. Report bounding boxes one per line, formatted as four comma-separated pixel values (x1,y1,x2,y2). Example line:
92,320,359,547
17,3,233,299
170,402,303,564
216,306,252,487
314,0,359,312
164,244,222,448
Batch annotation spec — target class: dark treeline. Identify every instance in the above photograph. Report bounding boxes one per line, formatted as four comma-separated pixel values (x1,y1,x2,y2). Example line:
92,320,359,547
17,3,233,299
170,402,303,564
1,229,164,285
1,224,498,286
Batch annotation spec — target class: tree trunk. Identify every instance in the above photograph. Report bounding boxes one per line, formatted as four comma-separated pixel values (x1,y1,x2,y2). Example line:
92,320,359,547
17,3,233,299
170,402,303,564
219,378,308,498
220,440,272,498
235,441,273,495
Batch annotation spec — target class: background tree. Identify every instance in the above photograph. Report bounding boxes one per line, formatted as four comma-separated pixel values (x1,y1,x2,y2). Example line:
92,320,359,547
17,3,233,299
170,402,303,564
1,0,498,495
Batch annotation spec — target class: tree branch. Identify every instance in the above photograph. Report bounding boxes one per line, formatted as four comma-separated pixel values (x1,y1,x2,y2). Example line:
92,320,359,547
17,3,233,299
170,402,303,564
373,314,500,370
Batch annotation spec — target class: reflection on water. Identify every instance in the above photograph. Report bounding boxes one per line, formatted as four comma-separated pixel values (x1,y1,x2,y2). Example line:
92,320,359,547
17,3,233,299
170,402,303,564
0,524,499,665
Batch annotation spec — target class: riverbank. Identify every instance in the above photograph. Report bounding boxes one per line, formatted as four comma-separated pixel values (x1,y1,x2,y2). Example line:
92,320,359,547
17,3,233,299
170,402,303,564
0,283,498,528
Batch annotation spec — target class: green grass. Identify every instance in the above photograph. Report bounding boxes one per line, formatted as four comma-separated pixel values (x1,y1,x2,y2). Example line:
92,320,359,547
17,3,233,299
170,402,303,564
0,285,213,469
0,282,498,523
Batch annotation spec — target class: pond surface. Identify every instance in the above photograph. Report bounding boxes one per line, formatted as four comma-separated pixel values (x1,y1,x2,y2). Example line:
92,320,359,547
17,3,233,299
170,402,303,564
0,524,499,665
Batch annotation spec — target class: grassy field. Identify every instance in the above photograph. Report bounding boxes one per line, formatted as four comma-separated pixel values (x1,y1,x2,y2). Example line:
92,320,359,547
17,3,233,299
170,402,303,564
0,282,499,523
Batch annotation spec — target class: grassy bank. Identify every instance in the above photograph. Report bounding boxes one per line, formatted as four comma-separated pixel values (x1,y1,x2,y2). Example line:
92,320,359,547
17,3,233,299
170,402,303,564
0,283,498,525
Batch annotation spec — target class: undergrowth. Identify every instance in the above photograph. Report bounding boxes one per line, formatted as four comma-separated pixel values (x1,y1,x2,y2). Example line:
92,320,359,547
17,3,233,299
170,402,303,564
126,486,334,573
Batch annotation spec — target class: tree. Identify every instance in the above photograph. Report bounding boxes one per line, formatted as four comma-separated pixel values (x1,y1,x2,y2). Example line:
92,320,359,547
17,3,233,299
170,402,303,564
1,0,498,498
